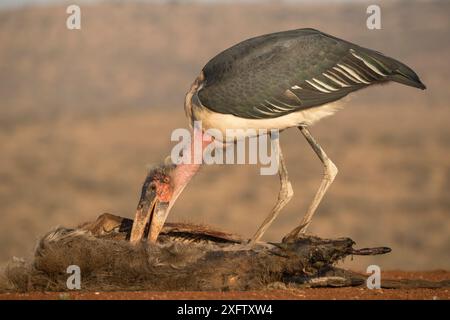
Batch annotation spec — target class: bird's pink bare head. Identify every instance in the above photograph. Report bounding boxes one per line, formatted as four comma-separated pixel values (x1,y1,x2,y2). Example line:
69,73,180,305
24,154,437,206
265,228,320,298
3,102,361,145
146,164,176,202
137,129,212,243
143,160,201,243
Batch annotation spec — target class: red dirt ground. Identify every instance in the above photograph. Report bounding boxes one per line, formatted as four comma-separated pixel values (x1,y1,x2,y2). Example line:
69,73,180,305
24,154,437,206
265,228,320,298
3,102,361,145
1,271,448,300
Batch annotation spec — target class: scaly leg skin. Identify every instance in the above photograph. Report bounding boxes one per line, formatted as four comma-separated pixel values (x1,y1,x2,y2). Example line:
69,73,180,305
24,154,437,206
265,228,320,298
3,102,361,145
283,126,338,243
249,136,294,245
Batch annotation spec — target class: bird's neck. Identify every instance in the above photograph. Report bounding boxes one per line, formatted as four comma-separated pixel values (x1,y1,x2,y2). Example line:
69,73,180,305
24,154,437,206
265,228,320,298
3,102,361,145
171,129,213,206
173,162,202,192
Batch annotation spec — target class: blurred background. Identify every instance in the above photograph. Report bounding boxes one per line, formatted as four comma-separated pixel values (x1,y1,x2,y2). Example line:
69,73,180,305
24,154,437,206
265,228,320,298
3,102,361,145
0,0,449,270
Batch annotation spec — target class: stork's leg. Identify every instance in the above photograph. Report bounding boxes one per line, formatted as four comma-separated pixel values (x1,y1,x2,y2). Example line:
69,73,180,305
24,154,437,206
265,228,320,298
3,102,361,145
249,137,293,245
283,126,338,242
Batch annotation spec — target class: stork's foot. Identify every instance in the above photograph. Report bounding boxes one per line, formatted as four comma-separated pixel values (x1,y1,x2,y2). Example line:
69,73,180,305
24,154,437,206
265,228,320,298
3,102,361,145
282,224,309,243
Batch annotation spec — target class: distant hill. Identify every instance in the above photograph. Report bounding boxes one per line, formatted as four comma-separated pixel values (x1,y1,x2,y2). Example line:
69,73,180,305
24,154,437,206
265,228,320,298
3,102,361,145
0,1,448,127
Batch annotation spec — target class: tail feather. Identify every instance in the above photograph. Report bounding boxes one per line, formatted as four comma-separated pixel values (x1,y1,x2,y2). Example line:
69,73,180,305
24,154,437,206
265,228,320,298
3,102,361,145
390,63,427,90
358,49,426,90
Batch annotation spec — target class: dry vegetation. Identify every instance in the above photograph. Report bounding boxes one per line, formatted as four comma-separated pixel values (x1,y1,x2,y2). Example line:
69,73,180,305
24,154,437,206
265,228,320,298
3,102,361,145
0,0,449,272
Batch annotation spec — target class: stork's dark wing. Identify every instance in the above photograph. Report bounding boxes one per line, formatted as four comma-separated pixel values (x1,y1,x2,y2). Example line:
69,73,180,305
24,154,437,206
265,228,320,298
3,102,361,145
197,28,425,119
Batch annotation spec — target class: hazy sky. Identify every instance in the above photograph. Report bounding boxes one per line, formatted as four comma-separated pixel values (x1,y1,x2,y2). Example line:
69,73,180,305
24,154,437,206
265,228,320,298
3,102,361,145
1,0,88,10
0,0,361,10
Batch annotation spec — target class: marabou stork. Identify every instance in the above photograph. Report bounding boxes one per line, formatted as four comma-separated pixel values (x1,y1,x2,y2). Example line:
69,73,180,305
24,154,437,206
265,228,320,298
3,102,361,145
129,28,426,245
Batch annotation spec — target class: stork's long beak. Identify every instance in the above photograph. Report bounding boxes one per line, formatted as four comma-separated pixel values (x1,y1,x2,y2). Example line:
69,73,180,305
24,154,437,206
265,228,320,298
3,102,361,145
147,201,170,243
130,185,170,244
130,187,159,244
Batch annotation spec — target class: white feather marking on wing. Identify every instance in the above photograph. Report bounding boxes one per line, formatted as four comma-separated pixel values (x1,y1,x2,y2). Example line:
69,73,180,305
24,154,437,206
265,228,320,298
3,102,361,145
273,98,299,109
265,99,292,111
254,105,279,116
337,64,370,84
284,89,302,103
305,80,331,93
333,66,361,83
350,49,387,76
312,78,339,91
328,70,351,86
323,72,350,87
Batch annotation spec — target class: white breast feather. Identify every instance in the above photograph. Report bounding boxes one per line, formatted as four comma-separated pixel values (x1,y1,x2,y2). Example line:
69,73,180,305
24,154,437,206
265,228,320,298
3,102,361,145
192,101,343,139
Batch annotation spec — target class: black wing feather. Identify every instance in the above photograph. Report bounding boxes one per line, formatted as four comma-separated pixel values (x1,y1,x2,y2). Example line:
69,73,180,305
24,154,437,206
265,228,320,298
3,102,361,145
197,28,425,119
